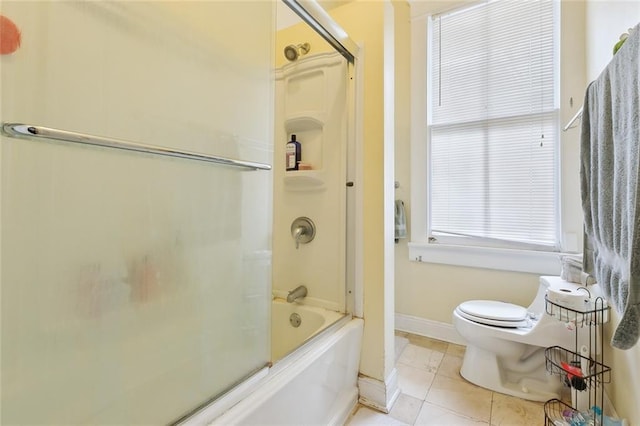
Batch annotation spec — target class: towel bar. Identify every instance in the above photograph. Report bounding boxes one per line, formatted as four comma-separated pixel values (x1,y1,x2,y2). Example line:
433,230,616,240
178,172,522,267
562,107,583,132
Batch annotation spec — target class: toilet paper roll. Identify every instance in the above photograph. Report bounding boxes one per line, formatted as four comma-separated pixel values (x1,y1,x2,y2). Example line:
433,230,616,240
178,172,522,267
547,287,589,311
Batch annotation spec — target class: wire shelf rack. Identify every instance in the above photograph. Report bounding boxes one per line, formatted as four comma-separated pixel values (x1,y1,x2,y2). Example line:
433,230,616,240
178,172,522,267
545,345,611,388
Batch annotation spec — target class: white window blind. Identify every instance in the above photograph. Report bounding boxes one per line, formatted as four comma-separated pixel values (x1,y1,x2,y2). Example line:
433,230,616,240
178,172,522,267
428,0,559,250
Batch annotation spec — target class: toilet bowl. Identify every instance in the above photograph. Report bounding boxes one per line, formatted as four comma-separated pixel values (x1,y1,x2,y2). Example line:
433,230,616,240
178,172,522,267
453,276,588,401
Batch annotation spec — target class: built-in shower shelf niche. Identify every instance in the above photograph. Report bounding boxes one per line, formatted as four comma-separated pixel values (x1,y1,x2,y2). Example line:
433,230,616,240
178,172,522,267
283,170,326,191
285,113,325,130
284,113,325,183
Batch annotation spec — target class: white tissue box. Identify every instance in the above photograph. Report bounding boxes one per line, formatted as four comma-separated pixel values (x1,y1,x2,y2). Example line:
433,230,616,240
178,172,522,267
546,289,609,325
546,286,590,311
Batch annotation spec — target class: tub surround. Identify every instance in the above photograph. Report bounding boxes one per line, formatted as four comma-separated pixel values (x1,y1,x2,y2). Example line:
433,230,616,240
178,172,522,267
272,50,349,316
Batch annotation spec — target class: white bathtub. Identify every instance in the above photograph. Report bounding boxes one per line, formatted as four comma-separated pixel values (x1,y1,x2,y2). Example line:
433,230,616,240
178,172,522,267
184,301,363,426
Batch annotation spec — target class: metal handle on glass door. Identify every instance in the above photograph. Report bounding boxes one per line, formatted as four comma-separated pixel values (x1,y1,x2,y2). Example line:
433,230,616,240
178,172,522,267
2,123,272,171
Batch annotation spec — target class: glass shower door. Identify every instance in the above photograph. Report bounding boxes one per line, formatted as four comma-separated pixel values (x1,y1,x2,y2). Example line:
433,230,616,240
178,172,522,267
1,2,273,424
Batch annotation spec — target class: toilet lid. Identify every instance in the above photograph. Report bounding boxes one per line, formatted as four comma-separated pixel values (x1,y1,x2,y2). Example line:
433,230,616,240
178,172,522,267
457,300,529,328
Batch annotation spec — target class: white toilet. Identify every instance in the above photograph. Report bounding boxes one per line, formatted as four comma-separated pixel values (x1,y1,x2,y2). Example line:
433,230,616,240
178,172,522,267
453,276,587,402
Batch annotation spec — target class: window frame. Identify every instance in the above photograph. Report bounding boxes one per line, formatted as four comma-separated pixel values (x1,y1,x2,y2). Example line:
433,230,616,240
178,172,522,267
408,0,583,275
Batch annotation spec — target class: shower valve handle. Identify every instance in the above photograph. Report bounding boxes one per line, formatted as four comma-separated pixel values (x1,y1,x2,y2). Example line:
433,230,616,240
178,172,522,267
291,217,315,250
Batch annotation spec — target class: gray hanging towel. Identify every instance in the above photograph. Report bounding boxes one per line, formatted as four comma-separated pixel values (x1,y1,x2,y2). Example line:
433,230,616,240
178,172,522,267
395,200,407,241
581,24,640,349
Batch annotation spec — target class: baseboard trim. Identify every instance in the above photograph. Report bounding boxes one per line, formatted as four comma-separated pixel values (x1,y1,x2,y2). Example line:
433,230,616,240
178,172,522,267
357,368,401,414
395,313,466,346
603,389,620,419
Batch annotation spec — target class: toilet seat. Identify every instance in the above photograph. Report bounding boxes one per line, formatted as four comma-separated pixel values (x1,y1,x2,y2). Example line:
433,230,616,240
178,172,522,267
457,300,529,328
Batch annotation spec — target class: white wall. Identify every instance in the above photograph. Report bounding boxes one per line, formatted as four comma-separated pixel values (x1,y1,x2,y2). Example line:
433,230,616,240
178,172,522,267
585,3,640,422
586,1,640,81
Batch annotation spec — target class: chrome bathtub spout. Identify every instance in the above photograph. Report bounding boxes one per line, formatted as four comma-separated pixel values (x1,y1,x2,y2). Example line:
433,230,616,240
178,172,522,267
287,285,307,303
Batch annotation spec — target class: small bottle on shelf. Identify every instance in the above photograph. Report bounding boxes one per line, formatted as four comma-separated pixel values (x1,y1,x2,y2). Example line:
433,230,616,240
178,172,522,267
285,134,301,171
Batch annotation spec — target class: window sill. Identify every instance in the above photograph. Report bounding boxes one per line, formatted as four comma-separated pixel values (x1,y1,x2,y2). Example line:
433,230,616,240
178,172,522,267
408,242,562,275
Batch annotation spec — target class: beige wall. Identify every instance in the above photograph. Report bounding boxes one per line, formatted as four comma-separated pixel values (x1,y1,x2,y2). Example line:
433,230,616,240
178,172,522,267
310,0,404,382
331,0,389,381
585,2,640,422
395,0,639,421
395,0,586,330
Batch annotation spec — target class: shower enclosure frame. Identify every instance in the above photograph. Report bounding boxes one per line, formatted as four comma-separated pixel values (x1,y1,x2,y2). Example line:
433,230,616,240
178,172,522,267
278,0,362,319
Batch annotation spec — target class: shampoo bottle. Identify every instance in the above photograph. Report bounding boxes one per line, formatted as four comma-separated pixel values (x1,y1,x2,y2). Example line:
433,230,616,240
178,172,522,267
285,134,301,171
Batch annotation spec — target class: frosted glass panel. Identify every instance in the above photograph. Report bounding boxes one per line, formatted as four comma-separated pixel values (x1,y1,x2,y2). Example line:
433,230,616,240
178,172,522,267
1,1,273,424
2,142,271,423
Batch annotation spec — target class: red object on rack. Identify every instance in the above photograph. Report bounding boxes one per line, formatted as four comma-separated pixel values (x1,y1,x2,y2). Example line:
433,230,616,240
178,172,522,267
560,361,583,378
561,361,587,391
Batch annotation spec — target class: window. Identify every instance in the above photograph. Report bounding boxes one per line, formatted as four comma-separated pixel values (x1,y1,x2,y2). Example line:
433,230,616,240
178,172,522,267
428,0,559,252
406,0,579,274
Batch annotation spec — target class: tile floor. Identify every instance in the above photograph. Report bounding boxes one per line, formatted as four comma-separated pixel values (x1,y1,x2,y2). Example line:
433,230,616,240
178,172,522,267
347,332,546,425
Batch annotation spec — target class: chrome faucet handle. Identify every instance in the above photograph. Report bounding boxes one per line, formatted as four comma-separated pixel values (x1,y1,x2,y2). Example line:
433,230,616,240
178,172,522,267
293,226,305,249
291,217,315,250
